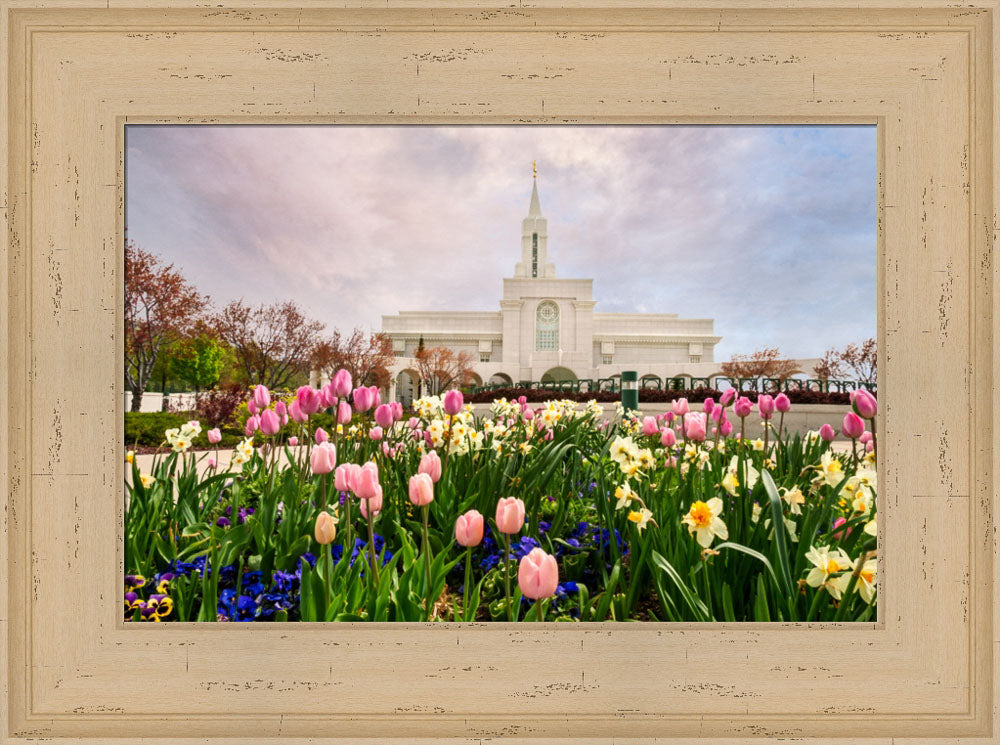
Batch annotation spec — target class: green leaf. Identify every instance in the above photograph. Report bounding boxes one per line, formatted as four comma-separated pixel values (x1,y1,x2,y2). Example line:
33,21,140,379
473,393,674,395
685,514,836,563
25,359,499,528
760,470,795,599
650,550,711,622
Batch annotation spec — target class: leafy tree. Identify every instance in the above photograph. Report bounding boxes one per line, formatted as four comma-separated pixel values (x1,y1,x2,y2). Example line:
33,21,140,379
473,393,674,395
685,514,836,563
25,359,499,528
169,325,226,392
719,347,798,387
214,299,326,389
124,241,210,412
414,345,476,395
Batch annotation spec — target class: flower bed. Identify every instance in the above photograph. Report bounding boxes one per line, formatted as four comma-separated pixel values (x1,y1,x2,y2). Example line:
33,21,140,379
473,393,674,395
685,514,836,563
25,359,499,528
124,378,878,623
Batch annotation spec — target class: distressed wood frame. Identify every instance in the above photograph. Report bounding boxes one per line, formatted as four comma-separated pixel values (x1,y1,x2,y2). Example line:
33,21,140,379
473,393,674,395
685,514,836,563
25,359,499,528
1,1,998,742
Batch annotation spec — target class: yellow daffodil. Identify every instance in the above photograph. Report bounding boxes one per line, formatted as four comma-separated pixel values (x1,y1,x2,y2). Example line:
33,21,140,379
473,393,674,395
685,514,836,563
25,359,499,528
614,483,636,510
125,450,134,464
682,498,728,548
139,473,155,489
815,451,845,487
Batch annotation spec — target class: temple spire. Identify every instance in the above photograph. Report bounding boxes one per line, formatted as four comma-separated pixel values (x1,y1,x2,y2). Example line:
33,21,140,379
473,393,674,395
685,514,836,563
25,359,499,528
528,162,542,216
514,162,554,278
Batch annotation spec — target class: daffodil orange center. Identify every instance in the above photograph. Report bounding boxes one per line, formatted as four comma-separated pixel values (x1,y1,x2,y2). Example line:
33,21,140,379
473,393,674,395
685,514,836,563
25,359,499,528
689,501,712,528
825,559,840,575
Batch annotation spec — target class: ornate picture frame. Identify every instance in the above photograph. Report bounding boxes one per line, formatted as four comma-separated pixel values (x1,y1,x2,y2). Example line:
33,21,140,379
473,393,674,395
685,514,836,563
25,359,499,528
1,1,997,742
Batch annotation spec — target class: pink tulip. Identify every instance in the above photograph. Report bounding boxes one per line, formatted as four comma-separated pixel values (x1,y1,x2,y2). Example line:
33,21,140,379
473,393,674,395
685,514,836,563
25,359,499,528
842,412,865,439
852,389,878,419
337,401,352,425
703,397,715,415
758,394,775,420
775,393,791,413
832,516,851,540
274,399,287,418
661,428,677,447
419,451,442,483
671,398,690,416
207,456,217,469
711,405,722,422
424,431,435,449
664,411,675,424
518,395,527,405
354,462,380,500
818,423,836,442
252,384,270,411
359,486,382,518
408,417,419,429
859,431,872,444
382,443,392,457
443,389,464,416
684,412,707,442
369,427,383,441
207,428,222,444
523,408,534,421
288,400,308,424
518,547,559,600
544,429,554,441
368,385,381,409
408,472,434,506
296,386,322,416
719,388,737,407
455,510,485,547
247,399,258,416
641,416,659,436
288,436,299,447
734,396,753,418
310,442,337,475
495,496,526,535
334,463,355,493
720,419,734,437
314,427,328,444
865,440,874,453
390,401,403,421
244,415,260,437
331,369,353,398
320,383,338,409
260,408,281,436
314,511,337,545
352,387,372,413
374,404,394,430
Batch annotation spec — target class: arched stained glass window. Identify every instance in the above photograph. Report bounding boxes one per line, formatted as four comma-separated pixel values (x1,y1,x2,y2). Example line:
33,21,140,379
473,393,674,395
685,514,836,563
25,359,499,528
536,300,559,351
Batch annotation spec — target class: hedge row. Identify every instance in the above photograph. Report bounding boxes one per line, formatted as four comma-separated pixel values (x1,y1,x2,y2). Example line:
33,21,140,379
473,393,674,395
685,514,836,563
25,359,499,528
466,387,852,406
124,410,338,450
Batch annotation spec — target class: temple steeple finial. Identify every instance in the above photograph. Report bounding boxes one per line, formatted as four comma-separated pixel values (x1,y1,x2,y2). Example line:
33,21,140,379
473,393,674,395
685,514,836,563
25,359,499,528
528,163,542,217
514,163,554,278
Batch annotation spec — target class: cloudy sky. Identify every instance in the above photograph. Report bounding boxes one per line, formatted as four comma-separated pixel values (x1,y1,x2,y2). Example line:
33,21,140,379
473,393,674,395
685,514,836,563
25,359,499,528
125,125,876,360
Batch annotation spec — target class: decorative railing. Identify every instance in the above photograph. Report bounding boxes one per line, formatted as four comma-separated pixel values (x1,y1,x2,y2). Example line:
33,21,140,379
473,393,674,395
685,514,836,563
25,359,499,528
470,376,874,395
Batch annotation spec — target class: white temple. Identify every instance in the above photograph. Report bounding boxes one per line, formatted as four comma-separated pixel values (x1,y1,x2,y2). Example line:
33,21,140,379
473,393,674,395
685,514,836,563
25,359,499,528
382,168,723,404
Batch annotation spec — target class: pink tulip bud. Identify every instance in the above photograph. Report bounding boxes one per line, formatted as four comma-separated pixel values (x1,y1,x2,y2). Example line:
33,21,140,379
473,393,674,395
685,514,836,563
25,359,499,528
419,451,442,483
288,436,299,447
252,384,270,411
390,401,403,421
443,389,464,416
408,472,434,507
369,385,381,409
334,463,354,492
842,412,865,439
247,399,258,416
664,411,675,424
832,516,851,540
757,394,775,420
544,429,554,441
244,415,260,437
354,462,380,500
359,485,382,518
703,397,715,415
408,417,420,429
865,440,874,453
314,427,328,444
671,398,690,416
296,386,321,416
523,408,534,421
720,419,734,437
351,387,370,413
775,393,791,413
719,388,737,407
207,428,222,444
260,408,281,436
859,431,872,444
288,400,308,424
642,416,659,436
331,369,352,398
711,405,722,422
734,396,754,418
207,457,217,468
314,511,337,545
382,443,392,456
518,395,527,405
337,401,352,425
369,427,383,441
818,423,836,442
518,547,559,600
455,510,485,547
495,496,526,535
310,442,337,475
852,389,878,419
661,428,676,447
684,412,707,442
424,431,435,449
374,404,394,430
320,383,338,409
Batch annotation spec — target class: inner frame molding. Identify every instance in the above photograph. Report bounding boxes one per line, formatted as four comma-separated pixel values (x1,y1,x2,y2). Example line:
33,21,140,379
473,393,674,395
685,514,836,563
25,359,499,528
1,2,997,743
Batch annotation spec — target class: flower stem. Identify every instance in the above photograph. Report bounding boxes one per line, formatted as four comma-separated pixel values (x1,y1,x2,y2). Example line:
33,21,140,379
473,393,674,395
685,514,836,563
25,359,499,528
422,504,433,621
462,547,472,621
536,598,543,623
366,509,380,586
504,533,512,622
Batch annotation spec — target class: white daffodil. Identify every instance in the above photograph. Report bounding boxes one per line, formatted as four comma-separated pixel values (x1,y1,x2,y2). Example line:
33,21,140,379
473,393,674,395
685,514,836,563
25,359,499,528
627,507,655,533
864,514,877,537
781,486,806,515
854,557,877,604
815,451,845,488
804,545,853,598
682,498,728,548
614,483,636,510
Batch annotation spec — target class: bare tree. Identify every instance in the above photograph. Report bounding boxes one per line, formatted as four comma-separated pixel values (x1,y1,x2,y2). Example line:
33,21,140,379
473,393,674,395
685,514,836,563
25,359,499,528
214,300,325,389
414,345,476,395
319,328,395,389
814,338,876,386
124,241,209,412
813,348,846,381
720,347,799,388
